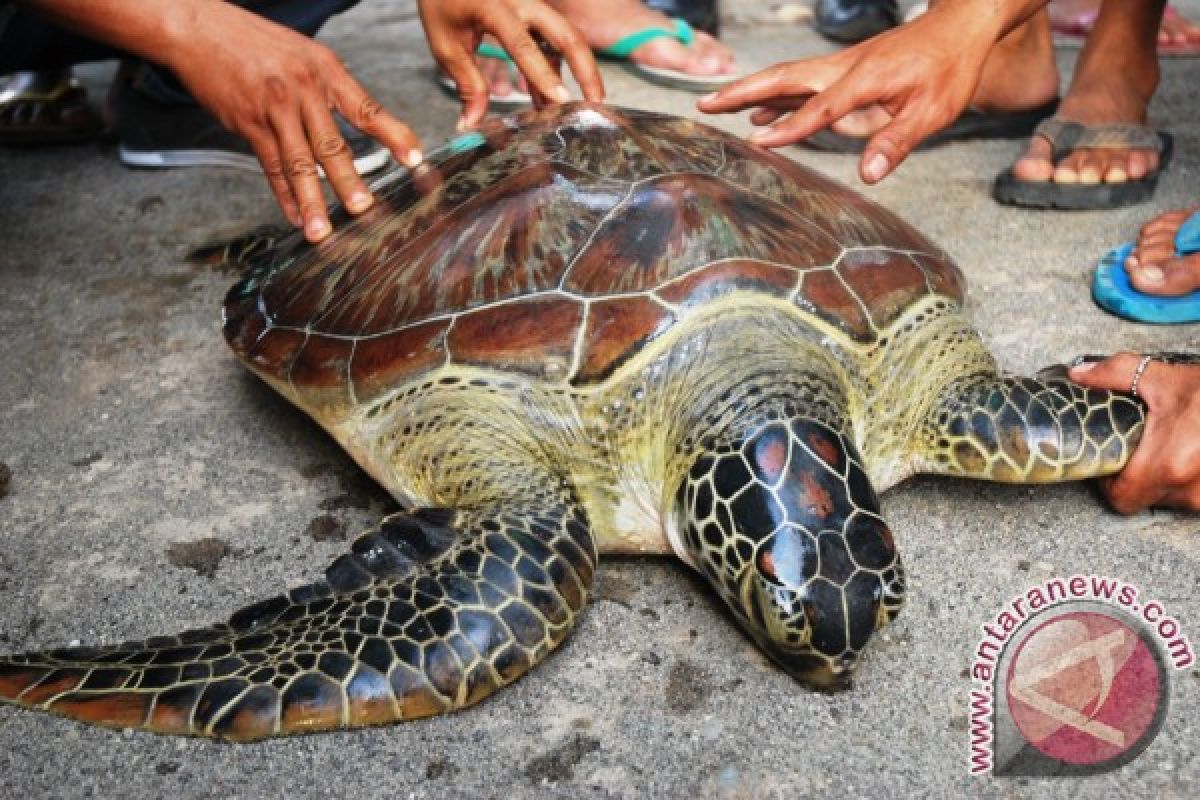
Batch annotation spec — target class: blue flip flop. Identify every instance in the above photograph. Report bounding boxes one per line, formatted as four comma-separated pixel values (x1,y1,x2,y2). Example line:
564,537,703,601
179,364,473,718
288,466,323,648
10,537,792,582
1092,210,1200,324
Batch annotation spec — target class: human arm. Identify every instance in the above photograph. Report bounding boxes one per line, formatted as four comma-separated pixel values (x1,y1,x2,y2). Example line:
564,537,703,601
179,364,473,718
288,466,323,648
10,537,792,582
21,0,421,242
696,0,1051,183
1070,353,1200,514
19,0,603,245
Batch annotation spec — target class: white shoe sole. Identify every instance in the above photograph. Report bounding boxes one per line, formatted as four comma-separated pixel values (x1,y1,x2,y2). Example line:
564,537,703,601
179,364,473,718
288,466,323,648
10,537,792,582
118,144,392,177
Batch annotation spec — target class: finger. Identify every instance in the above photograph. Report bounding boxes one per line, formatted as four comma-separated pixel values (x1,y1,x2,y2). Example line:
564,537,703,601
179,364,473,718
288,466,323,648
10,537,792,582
300,99,373,215
249,129,302,228
859,103,941,183
746,76,866,148
749,107,784,126
485,14,569,104
1102,452,1167,515
528,7,604,103
697,60,832,114
268,108,331,243
438,41,491,130
1068,351,1145,392
330,71,424,166
1160,483,1200,512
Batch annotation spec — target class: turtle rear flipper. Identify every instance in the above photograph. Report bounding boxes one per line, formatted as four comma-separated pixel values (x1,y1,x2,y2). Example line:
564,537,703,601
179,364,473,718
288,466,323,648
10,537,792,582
0,502,595,740
187,225,295,274
918,371,1148,483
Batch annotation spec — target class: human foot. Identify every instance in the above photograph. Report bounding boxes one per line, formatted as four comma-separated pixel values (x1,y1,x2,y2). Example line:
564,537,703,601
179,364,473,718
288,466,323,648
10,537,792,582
438,38,531,108
554,0,736,79
1125,207,1200,296
1012,0,1162,187
1009,82,1161,186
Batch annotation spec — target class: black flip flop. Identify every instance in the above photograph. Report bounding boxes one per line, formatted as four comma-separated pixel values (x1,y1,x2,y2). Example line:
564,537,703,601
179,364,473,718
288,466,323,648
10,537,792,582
992,119,1173,210
800,99,1059,154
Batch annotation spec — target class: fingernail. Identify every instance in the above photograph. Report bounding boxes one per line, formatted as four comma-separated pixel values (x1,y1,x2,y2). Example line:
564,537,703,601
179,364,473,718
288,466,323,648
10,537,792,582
1139,266,1164,285
552,85,571,103
405,149,424,169
864,152,889,183
307,217,330,239
700,92,717,104
349,191,372,212
1070,362,1096,374
455,116,468,133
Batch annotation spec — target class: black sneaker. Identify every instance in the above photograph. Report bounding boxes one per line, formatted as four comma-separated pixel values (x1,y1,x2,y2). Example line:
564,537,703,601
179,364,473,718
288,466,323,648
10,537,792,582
114,80,390,176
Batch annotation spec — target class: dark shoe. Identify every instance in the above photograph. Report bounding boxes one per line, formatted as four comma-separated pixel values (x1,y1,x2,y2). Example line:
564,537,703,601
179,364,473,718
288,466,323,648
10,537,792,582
114,80,390,175
813,0,899,44
643,0,719,36
802,99,1059,153
0,69,104,146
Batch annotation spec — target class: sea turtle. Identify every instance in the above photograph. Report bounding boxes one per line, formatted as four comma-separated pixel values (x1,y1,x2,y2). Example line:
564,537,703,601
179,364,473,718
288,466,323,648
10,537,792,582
0,104,1149,740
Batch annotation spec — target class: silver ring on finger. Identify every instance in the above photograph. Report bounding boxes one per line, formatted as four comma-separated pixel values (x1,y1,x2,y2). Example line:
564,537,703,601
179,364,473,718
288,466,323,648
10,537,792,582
1130,355,1154,399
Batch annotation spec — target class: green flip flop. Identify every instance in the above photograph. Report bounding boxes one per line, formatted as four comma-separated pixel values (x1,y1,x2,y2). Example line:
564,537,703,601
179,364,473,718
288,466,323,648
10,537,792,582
436,42,532,109
597,18,739,92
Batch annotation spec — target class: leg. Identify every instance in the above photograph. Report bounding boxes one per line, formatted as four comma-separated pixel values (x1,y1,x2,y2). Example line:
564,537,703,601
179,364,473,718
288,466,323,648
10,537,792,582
674,413,904,689
0,494,595,740
1010,0,1164,188
918,371,1147,482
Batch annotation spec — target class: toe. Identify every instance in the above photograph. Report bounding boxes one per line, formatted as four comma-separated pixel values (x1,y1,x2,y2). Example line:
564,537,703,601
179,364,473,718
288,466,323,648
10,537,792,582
1125,149,1153,181
1057,147,1096,184
479,58,513,97
694,32,737,73
1132,253,1200,297
1012,135,1055,182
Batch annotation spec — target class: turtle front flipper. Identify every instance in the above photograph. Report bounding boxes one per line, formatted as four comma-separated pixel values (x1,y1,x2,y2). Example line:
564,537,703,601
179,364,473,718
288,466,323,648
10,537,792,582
0,502,595,740
673,414,905,689
918,370,1149,482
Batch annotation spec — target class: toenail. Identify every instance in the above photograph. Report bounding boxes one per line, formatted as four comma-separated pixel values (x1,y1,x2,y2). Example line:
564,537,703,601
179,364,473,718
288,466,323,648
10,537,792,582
1140,266,1164,285
1105,168,1128,184
1053,168,1079,185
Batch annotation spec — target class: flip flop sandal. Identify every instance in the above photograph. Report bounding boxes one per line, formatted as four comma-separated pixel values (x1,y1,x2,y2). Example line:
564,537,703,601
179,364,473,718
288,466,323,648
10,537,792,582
436,42,532,110
1052,5,1200,58
597,18,739,92
1093,210,1200,324
992,119,1173,210
801,99,1059,154
0,70,104,146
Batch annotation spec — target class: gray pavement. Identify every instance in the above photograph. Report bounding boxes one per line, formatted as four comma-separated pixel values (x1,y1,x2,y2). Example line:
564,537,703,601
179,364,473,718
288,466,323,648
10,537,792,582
1,1,1198,797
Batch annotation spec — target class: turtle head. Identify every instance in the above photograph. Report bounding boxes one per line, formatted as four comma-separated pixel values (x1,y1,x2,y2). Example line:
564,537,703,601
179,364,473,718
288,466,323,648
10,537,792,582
737,523,906,689
677,418,906,690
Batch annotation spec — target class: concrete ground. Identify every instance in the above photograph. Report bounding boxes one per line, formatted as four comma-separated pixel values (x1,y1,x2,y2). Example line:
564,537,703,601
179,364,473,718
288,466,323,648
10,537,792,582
1,1,1197,797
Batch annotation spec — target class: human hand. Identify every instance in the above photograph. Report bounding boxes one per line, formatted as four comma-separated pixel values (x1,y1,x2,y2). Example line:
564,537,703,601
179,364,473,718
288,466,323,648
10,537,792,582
1070,353,1200,514
164,2,422,243
697,2,1006,183
418,0,604,132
